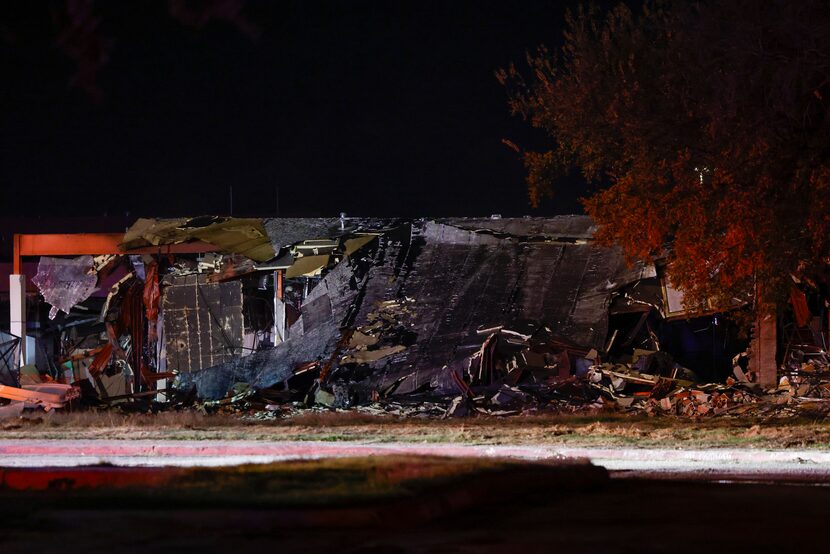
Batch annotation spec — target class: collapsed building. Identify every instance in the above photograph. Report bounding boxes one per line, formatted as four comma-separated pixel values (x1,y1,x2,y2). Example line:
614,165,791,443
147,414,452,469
1,215,826,416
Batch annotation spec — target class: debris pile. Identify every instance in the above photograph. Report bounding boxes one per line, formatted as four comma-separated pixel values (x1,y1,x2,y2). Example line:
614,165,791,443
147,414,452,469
4,215,829,422
340,298,416,366
0,381,80,417
467,324,597,387
581,351,830,418
429,323,830,419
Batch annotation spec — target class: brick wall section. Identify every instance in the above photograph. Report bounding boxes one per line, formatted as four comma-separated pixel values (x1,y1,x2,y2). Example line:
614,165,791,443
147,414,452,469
750,313,778,387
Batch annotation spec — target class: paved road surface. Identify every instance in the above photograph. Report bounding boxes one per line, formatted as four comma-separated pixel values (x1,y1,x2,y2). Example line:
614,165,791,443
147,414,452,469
2,439,830,481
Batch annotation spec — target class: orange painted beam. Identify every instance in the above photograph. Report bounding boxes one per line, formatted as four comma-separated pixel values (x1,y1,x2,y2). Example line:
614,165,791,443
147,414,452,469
12,233,22,275
13,233,218,275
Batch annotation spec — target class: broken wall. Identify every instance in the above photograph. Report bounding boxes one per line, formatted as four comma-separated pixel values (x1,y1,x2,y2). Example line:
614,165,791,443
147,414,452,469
180,217,655,400
162,275,244,374
182,231,386,399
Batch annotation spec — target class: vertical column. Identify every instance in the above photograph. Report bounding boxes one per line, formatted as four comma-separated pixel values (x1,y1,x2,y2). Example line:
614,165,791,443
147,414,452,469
156,312,167,403
9,274,26,367
750,311,777,387
273,270,285,344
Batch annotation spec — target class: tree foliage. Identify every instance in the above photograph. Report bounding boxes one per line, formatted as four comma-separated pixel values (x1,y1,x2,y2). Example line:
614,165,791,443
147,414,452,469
498,0,830,314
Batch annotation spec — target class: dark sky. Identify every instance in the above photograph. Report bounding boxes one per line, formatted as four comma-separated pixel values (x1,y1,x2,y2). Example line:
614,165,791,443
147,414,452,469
1,1,588,219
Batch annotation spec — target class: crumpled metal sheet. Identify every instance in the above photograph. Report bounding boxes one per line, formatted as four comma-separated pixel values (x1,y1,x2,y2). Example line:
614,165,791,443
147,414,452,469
32,256,98,319
186,218,275,262
284,254,331,278
122,216,275,262
121,218,189,248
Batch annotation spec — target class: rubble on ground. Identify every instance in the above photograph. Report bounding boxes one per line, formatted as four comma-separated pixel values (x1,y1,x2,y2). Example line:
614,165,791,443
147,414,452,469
0,382,80,417
4,215,830,422
117,333,830,422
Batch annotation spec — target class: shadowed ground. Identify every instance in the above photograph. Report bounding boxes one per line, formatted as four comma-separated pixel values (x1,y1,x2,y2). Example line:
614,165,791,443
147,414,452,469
0,457,826,553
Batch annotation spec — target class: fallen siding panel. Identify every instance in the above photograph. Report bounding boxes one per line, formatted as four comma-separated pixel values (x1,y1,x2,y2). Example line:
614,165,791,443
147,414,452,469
162,275,244,373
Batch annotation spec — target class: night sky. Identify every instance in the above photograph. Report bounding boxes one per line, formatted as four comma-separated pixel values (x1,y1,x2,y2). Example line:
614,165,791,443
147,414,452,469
1,1,589,219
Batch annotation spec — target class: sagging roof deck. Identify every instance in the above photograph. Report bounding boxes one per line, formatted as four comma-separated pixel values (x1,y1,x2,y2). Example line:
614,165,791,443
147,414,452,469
186,216,655,399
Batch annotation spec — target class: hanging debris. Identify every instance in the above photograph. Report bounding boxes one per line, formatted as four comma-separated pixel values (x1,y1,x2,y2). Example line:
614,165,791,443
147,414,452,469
32,256,98,319
8,215,830,421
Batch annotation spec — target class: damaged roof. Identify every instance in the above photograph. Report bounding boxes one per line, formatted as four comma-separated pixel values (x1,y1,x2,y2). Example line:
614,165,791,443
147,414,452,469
188,216,655,400
437,215,597,242
123,216,276,262
261,217,402,251
332,220,653,395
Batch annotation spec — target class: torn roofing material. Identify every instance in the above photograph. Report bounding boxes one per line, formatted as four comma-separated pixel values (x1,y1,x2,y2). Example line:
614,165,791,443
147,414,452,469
262,218,344,251
187,217,655,400
261,217,403,252
185,231,384,398
122,217,275,262
438,215,597,242
184,218,275,262
121,218,188,248
331,220,653,396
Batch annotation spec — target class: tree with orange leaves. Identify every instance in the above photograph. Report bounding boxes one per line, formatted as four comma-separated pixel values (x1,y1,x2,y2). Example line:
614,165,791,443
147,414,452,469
499,0,830,315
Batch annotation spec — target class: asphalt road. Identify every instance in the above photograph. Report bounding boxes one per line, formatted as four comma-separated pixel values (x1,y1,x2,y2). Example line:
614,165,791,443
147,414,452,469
2,439,830,481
